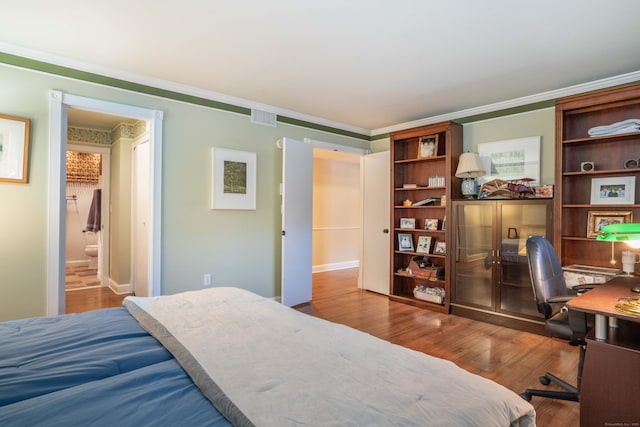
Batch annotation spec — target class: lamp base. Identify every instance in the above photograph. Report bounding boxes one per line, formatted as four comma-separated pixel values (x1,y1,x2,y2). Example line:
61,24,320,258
461,178,478,199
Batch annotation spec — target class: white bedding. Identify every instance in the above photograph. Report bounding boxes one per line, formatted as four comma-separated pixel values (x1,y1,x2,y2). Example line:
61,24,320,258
124,287,536,427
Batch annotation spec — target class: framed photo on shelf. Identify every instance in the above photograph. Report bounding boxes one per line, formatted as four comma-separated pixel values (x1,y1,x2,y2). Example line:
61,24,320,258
417,134,439,158
400,218,416,229
416,236,432,254
398,233,414,252
590,176,635,205
586,210,633,238
433,241,446,255
424,218,439,230
441,216,447,231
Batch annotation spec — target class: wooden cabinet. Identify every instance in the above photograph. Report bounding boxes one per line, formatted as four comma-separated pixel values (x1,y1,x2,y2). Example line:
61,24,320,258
389,121,462,313
451,199,553,331
555,82,640,268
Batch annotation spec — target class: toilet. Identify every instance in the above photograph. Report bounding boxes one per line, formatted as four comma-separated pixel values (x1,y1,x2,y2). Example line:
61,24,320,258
85,244,99,270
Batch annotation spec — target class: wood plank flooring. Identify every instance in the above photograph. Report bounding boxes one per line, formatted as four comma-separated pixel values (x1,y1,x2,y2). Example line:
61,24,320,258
66,268,579,426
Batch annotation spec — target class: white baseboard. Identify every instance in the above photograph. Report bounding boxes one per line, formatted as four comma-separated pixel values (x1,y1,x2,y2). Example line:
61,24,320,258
312,260,359,273
66,260,89,267
109,278,132,295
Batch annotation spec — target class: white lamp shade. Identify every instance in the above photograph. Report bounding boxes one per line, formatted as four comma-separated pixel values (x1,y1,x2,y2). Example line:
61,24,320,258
455,152,486,178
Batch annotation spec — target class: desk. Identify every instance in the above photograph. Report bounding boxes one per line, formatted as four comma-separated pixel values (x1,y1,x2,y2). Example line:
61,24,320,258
566,276,640,427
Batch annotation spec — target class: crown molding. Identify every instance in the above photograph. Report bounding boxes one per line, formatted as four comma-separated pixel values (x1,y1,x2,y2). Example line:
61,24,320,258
0,42,370,139
371,70,640,136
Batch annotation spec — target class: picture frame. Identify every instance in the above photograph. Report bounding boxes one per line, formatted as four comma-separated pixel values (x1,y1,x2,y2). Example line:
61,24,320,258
433,241,446,255
416,236,432,254
424,218,439,230
586,210,633,238
0,113,31,184
417,134,439,159
590,176,635,205
400,218,416,229
441,216,447,231
211,147,257,210
398,233,414,252
477,136,541,184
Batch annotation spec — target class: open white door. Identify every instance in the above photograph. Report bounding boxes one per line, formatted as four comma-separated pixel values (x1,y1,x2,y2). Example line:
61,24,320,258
132,140,150,297
360,151,390,294
280,137,313,307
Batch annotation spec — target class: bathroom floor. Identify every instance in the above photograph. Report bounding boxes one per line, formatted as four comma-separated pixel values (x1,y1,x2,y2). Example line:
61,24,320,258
66,265,101,291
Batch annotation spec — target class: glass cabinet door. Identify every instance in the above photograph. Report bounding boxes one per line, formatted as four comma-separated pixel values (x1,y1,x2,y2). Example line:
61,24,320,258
452,203,495,309
498,201,550,319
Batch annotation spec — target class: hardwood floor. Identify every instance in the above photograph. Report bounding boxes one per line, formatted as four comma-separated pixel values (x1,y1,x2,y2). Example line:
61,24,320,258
66,268,579,426
303,268,579,427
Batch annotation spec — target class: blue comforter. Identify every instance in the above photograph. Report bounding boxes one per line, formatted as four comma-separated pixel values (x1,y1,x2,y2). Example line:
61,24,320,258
0,307,231,426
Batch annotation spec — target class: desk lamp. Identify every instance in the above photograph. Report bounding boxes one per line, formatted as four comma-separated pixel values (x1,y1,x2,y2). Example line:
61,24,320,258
455,152,486,198
598,223,640,292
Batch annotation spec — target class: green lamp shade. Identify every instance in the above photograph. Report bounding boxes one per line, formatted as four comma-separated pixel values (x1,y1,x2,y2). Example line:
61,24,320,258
597,223,640,248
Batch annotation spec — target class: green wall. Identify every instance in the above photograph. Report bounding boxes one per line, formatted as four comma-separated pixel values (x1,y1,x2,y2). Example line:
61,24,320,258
0,63,368,321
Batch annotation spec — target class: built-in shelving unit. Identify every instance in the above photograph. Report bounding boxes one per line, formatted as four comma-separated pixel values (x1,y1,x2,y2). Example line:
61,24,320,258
555,82,640,268
389,121,462,313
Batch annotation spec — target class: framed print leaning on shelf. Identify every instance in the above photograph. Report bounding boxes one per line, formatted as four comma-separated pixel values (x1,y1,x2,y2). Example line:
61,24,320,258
590,176,635,205
433,241,446,255
417,134,438,158
586,210,633,238
416,236,432,253
424,218,439,230
400,218,416,229
398,233,414,252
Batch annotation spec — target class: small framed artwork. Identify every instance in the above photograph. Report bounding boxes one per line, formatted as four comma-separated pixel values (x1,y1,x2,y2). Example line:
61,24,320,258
416,236,432,254
400,218,416,229
398,233,414,252
0,113,31,184
441,216,447,231
418,134,439,159
433,241,446,255
424,218,439,230
590,176,635,205
211,147,257,210
586,210,633,238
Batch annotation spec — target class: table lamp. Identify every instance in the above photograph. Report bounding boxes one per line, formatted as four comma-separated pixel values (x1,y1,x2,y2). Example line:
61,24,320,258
455,152,486,198
597,223,640,280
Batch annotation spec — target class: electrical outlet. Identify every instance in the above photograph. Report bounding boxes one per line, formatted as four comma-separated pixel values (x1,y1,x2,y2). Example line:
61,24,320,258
203,274,212,287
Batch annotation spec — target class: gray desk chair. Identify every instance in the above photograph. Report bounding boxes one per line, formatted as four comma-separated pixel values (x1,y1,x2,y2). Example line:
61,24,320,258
520,236,593,402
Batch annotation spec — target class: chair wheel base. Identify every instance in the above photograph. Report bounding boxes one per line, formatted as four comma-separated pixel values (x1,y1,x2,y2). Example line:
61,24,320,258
520,392,532,402
539,375,551,385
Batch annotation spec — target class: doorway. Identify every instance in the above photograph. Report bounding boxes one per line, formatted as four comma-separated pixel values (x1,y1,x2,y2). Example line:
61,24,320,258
47,91,163,315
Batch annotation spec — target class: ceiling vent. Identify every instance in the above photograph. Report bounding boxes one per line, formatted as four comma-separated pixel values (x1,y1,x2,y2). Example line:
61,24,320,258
251,109,277,127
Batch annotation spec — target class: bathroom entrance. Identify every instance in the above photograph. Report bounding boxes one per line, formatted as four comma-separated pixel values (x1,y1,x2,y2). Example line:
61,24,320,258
65,145,110,291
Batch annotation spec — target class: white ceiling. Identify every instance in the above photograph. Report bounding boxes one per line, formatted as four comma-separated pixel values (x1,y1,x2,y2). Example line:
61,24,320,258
2,1,640,134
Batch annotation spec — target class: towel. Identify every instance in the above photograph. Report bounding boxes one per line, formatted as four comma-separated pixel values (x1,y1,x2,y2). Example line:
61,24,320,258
86,189,101,232
588,118,640,136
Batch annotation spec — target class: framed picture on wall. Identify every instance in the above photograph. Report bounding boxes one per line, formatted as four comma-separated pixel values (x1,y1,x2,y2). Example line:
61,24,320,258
0,113,31,184
211,147,257,210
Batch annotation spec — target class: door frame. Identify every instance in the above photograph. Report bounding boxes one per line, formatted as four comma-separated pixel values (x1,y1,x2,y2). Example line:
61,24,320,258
47,91,164,315
130,136,150,297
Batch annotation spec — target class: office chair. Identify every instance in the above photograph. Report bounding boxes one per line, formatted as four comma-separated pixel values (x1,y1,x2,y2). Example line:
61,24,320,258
520,236,592,402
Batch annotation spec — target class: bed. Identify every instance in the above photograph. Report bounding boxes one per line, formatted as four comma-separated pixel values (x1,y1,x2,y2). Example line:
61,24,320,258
0,287,536,426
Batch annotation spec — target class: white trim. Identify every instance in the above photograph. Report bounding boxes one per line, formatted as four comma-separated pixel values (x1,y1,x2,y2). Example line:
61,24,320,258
109,278,132,295
312,260,360,273
372,71,640,136
47,91,163,316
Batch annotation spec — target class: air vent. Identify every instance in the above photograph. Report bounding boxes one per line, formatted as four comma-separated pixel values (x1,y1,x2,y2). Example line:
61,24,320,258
251,109,277,127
